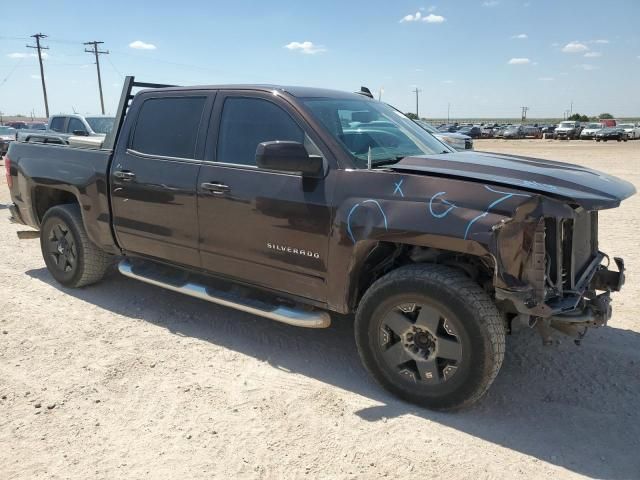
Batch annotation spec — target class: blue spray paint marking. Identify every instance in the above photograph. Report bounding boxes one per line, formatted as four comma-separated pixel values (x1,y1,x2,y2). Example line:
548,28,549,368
393,179,405,197
429,191,458,218
347,199,389,244
463,185,531,240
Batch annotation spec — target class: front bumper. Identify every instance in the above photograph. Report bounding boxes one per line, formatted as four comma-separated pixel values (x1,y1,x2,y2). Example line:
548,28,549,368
497,254,625,333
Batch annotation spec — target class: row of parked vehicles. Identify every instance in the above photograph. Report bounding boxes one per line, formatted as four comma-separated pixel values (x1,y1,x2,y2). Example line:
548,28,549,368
430,120,640,142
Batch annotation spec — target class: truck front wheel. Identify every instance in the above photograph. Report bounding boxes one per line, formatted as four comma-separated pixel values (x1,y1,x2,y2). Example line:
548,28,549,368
355,264,505,410
40,204,112,288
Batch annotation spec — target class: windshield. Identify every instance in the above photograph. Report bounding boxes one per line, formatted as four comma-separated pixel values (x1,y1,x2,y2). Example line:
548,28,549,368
29,123,46,130
85,117,115,134
559,122,575,128
618,124,634,128
302,98,451,168
0,126,16,135
415,120,439,134
586,123,602,129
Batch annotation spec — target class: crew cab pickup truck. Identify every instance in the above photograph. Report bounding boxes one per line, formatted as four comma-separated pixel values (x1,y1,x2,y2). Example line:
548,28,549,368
5,77,635,410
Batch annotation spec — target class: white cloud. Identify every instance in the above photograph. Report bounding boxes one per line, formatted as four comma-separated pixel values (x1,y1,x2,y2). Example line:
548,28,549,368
562,41,589,53
538,77,554,81
284,41,326,55
424,13,445,23
592,39,609,44
427,5,437,12
576,64,599,71
400,11,445,23
129,40,157,50
584,52,602,58
400,12,421,22
508,57,531,65
512,33,528,39
482,1,499,6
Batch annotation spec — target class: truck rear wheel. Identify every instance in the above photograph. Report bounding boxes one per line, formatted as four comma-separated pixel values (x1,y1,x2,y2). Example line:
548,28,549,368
355,264,505,410
40,204,112,288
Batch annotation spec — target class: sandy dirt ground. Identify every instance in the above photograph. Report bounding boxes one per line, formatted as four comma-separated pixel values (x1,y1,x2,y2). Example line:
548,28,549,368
1,139,639,479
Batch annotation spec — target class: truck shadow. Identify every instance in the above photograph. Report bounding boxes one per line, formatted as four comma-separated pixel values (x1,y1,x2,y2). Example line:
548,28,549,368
26,267,640,479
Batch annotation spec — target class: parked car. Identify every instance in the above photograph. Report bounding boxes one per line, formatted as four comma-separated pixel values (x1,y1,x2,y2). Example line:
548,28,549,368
554,121,583,140
540,125,556,139
480,126,494,138
522,126,543,139
580,123,604,140
5,121,29,130
595,127,628,142
503,125,524,139
6,76,635,411
617,123,640,140
17,114,115,144
493,126,508,138
456,126,482,139
0,126,16,155
414,120,473,151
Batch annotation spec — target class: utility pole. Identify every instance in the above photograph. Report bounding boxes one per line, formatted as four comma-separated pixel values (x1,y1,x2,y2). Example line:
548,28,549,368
26,33,49,118
521,106,529,121
570,100,573,116
413,87,422,117
84,41,109,114
447,102,451,123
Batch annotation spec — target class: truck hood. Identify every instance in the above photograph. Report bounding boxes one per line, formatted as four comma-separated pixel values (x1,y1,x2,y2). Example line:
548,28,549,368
390,152,636,209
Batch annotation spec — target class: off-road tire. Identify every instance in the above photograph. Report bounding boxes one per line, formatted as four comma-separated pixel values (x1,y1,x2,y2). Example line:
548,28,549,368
40,204,112,288
355,264,505,410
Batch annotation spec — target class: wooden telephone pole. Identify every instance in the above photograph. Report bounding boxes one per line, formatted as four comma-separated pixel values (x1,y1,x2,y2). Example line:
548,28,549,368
84,41,109,114
26,33,49,118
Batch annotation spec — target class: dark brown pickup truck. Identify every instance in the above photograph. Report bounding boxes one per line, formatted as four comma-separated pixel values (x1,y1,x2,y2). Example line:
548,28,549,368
5,77,635,410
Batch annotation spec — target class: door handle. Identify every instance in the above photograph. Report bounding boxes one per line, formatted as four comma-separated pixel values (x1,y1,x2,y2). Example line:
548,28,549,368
113,170,136,181
201,182,230,195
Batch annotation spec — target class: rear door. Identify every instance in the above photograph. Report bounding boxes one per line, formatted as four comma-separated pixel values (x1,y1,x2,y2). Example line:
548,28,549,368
110,91,214,267
196,91,334,302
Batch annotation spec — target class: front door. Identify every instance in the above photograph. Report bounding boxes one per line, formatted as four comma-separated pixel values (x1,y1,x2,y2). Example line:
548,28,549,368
197,92,334,302
111,92,213,267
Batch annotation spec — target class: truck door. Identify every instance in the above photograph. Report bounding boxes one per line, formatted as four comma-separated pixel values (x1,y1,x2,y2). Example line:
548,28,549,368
197,92,334,302
110,91,214,267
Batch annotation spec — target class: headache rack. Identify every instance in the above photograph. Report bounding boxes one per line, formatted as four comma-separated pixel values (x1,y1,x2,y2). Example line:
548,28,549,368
102,76,177,150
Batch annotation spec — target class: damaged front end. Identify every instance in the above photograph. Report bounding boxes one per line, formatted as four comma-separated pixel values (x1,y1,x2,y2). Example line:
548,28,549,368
493,198,626,344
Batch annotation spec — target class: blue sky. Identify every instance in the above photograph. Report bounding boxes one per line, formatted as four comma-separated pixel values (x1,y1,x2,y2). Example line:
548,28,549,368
1,0,639,118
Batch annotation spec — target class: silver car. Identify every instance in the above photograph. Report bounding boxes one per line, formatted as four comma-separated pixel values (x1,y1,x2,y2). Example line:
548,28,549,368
415,120,473,151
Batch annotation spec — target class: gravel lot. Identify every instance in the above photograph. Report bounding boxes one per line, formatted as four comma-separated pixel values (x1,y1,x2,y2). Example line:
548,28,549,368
1,139,639,479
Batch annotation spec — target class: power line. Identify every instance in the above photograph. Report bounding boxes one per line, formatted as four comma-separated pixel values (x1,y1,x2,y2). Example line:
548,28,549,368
84,41,109,115
26,33,49,118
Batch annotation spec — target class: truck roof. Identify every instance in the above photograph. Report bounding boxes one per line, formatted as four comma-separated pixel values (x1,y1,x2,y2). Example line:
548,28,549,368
137,84,369,100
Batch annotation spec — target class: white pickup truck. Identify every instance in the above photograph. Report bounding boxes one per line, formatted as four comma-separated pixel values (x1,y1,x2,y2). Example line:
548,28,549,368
16,114,114,148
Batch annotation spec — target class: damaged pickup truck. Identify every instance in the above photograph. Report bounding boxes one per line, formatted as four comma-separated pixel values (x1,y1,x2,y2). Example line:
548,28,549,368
5,77,635,410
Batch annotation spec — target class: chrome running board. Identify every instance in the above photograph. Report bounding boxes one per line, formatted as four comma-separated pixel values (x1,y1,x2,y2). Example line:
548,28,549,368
118,259,331,328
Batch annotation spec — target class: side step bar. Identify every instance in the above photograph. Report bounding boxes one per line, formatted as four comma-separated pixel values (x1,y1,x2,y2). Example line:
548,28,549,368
117,259,331,328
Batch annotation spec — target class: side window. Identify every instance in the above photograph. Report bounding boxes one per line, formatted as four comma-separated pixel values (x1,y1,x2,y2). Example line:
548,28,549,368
217,97,305,166
50,117,65,133
131,96,206,159
67,118,87,134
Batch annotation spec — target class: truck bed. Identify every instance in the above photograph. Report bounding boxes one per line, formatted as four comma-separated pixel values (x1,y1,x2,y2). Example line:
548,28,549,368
7,140,118,253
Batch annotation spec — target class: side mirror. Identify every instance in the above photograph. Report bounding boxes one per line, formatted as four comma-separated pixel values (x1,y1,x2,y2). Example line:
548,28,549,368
73,130,89,136
256,141,323,176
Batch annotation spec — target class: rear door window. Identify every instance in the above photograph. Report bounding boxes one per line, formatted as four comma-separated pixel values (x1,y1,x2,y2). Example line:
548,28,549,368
131,96,206,159
50,117,66,132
